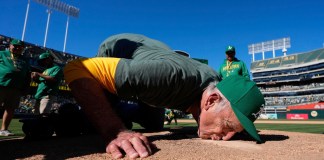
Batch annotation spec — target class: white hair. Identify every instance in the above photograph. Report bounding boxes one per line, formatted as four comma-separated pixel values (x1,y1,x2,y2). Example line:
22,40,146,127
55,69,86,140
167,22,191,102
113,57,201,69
204,81,231,113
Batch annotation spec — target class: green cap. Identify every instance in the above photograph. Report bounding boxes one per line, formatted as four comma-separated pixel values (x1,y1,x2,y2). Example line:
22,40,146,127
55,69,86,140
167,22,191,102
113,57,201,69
216,75,265,142
10,39,23,46
225,45,235,54
38,52,52,60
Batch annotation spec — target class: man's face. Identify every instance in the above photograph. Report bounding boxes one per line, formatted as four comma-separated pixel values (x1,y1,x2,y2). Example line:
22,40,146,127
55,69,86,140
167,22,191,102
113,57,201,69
225,52,235,61
198,90,244,140
38,58,51,67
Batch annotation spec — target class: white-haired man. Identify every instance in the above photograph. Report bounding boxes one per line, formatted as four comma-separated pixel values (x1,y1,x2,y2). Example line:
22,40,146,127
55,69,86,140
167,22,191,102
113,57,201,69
64,33,265,159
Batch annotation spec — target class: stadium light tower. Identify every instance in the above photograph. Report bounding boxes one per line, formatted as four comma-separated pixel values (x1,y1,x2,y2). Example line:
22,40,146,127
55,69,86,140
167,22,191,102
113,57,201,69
22,0,79,49
248,37,291,62
63,9,70,52
22,0,31,41
43,8,52,47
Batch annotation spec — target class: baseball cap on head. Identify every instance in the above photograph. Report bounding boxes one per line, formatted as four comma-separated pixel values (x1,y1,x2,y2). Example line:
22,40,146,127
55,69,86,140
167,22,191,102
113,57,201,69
216,75,265,142
225,45,235,54
10,39,24,46
38,51,52,60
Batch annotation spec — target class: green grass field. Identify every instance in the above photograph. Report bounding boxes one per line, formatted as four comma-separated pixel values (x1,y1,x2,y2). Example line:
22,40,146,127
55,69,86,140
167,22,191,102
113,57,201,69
255,123,324,134
0,119,25,139
1,119,323,140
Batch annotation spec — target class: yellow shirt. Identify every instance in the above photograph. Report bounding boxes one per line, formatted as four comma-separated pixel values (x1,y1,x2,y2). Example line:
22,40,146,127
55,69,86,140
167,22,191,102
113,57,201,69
64,57,120,94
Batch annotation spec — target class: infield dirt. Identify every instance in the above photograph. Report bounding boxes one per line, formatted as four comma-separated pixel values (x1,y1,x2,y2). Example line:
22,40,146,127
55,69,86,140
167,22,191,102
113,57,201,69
0,122,323,160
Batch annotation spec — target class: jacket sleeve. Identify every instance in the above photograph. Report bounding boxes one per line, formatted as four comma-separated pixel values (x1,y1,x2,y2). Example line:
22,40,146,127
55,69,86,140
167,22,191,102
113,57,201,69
241,61,250,80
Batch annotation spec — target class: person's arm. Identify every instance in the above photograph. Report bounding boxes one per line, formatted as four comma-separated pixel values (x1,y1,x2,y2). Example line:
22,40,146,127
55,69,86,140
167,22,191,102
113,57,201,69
31,71,56,83
31,66,63,83
69,78,152,159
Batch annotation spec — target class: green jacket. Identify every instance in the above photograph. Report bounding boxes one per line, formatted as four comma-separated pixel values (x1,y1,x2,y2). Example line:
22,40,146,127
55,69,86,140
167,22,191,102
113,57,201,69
98,33,221,111
0,50,30,90
218,58,250,80
35,65,63,99
115,50,220,111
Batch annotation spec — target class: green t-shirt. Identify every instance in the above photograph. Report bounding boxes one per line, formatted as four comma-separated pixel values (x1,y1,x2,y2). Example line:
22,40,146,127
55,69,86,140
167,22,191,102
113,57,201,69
97,33,220,111
218,58,250,79
115,52,220,111
0,50,30,89
165,109,174,118
35,65,63,99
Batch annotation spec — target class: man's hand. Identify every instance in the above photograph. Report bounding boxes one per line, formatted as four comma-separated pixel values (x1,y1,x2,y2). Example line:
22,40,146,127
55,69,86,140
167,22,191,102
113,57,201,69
107,130,153,159
68,78,154,159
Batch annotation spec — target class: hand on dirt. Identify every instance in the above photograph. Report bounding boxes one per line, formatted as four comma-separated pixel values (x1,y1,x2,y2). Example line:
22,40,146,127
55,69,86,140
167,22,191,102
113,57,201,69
106,130,153,159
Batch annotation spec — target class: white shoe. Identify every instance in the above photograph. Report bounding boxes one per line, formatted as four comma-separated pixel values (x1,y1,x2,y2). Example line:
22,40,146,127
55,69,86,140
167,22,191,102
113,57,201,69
0,130,15,136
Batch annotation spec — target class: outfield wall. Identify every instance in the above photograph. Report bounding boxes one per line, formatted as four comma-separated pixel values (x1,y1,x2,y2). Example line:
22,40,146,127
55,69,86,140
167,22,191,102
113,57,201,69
286,110,324,119
261,102,324,120
285,102,324,119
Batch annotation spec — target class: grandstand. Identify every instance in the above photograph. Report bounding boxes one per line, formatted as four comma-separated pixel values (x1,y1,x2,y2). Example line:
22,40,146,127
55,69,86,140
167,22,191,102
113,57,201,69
251,48,324,119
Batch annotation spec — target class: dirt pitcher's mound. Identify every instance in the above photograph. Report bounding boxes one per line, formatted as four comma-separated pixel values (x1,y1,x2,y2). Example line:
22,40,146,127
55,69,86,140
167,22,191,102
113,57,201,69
147,130,323,160
0,129,323,160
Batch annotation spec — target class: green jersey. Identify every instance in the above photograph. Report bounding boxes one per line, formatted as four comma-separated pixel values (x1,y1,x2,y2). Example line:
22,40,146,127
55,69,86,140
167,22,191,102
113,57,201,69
35,65,63,99
0,50,30,90
97,33,221,111
218,58,250,80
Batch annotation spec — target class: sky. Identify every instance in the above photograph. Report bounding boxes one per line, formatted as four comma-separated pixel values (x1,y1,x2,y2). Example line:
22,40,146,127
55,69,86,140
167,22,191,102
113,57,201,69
1,0,324,71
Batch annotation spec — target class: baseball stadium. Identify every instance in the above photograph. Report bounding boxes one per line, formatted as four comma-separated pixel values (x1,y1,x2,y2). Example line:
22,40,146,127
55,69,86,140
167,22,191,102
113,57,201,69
1,33,323,159
1,0,324,159
251,48,324,120
2,34,323,120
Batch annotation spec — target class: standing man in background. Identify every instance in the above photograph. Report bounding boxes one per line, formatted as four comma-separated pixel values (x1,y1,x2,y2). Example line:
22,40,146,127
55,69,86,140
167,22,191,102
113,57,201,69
218,45,250,79
31,52,63,115
0,39,30,136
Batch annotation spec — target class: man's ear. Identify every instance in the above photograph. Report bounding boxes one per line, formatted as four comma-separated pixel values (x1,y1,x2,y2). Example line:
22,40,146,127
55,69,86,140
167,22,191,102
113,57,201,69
203,92,221,110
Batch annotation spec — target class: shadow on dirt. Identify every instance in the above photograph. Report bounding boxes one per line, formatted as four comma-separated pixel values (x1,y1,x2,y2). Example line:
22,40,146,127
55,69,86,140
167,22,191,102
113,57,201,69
0,127,290,159
142,127,290,144
0,127,194,159
230,130,290,143
0,134,105,160
145,126,199,141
